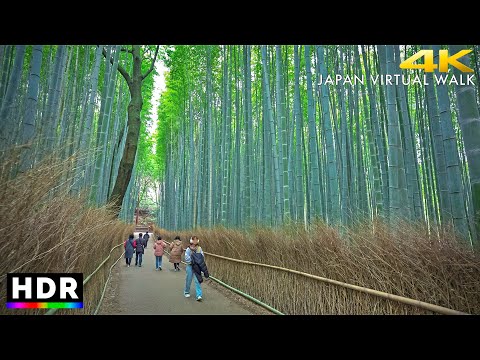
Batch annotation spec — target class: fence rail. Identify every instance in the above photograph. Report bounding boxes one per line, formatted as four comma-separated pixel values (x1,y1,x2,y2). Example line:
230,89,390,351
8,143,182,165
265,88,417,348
201,251,469,315
45,242,125,315
163,240,284,315
45,230,470,315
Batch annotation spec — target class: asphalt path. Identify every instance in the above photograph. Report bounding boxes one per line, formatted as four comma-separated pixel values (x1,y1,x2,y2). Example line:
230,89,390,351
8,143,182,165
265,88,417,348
99,231,252,315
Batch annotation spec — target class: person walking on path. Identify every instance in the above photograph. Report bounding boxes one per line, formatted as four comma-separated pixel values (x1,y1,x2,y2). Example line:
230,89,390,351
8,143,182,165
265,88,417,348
153,236,167,270
134,233,146,267
184,236,208,301
169,236,184,271
124,234,135,267
144,231,150,248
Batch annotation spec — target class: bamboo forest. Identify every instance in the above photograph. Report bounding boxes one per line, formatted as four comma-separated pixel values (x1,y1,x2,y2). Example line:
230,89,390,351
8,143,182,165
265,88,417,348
1,45,480,315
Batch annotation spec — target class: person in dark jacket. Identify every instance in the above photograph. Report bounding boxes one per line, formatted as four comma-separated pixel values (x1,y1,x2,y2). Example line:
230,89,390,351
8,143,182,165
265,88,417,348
143,231,150,248
134,233,146,267
183,236,208,301
124,234,135,267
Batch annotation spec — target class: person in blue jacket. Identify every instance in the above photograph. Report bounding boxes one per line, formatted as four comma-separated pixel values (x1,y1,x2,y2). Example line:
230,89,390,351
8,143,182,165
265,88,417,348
124,234,135,267
184,236,209,301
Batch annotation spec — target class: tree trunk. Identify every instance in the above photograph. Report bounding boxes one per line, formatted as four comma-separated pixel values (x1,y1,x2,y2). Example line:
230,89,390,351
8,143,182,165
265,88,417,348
449,44,480,247
305,45,322,221
317,45,339,223
20,45,43,171
0,45,26,151
383,45,408,220
108,45,143,213
293,45,305,223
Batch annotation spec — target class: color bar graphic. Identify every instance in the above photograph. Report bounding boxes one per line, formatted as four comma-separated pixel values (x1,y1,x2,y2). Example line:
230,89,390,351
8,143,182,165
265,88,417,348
6,302,83,309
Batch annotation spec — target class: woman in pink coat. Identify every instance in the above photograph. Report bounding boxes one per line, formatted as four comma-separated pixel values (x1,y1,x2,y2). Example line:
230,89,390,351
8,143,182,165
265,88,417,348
153,236,167,270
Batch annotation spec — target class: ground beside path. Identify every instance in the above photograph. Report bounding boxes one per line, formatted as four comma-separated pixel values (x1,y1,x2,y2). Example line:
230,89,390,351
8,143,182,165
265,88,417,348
99,232,270,315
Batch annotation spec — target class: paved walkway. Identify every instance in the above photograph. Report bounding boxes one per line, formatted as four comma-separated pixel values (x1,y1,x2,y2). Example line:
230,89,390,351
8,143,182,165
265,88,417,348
100,232,252,315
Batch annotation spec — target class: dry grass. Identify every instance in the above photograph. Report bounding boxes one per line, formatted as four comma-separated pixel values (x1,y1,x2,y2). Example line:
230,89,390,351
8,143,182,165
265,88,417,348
154,219,480,315
0,149,133,315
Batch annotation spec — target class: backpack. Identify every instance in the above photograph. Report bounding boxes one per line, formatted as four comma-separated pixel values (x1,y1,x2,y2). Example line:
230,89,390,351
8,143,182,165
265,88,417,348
189,246,202,264
127,238,135,252
191,249,209,279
